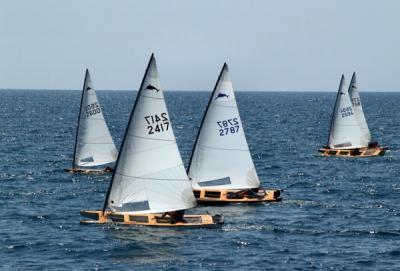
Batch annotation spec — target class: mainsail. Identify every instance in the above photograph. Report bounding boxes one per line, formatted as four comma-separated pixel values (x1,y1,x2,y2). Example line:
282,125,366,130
73,69,117,168
105,54,196,214
348,72,371,143
188,63,260,190
327,75,368,149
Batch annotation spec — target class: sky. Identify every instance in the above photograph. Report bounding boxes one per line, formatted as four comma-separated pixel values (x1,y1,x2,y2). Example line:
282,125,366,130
1,0,400,91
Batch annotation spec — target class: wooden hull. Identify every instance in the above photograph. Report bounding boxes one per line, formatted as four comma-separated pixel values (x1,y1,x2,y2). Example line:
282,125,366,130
318,146,387,157
64,167,113,174
80,210,223,228
193,188,282,204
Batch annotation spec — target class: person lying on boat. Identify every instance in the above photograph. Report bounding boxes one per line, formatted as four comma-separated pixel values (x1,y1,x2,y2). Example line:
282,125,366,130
227,188,264,199
161,210,186,224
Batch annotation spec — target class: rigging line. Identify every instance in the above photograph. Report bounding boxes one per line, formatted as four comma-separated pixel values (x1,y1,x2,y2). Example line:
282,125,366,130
187,63,227,174
72,69,88,169
127,133,176,142
210,101,238,109
115,162,186,179
114,172,189,181
119,141,176,154
79,133,115,141
102,54,160,214
140,94,164,100
140,184,192,203
78,142,116,145
327,76,344,146
81,117,108,121
197,144,249,152
77,160,115,166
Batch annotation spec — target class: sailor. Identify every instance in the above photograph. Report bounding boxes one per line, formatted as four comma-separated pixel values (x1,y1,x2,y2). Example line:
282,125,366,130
161,210,185,224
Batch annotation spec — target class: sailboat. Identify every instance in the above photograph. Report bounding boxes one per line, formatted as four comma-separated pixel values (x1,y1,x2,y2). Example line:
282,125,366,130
187,63,281,203
318,74,386,157
80,54,223,227
65,69,118,173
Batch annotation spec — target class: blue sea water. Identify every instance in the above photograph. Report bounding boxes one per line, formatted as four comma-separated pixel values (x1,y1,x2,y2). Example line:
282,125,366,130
0,90,399,270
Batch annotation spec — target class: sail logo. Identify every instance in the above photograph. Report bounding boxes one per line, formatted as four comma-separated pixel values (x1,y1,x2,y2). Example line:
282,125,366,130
215,92,229,99
86,86,92,91
145,84,160,92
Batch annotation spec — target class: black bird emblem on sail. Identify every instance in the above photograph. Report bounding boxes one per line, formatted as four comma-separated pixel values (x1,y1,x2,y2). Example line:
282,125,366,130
215,92,229,99
86,86,92,91
145,84,160,92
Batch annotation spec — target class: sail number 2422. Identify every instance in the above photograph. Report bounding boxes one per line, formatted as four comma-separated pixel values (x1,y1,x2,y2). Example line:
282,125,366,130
217,118,240,136
145,113,169,134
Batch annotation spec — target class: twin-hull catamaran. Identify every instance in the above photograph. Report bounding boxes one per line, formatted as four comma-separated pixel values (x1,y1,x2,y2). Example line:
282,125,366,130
81,54,223,227
187,63,281,204
65,69,118,173
319,73,386,157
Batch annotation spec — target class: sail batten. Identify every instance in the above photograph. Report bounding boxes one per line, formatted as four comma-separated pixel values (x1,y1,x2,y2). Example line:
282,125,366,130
188,64,260,190
105,54,196,214
327,75,368,149
73,69,117,168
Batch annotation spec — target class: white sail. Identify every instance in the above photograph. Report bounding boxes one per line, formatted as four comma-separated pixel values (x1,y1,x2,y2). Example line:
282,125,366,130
328,75,368,149
188,63,260,190
107,54,196,214
348,72,371,143
74,69,118,167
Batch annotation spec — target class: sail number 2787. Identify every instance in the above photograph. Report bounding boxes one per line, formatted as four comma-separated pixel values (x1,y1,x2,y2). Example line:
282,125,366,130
217,118,240,136
145,113,169,134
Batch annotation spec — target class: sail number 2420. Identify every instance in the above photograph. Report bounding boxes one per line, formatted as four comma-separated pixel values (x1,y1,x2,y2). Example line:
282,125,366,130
217,118,240,136
145,113,169,134
86,102,101,117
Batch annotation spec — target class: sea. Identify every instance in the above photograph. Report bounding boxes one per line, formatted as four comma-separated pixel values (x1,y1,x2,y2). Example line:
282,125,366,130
0,90,399,270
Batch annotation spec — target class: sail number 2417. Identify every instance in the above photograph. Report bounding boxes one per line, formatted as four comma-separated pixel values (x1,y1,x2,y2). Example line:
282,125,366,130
145,113,169,134
217,118,240,136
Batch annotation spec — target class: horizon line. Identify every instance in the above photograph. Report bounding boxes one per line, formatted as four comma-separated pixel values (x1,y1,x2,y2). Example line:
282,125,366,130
0,88,400,93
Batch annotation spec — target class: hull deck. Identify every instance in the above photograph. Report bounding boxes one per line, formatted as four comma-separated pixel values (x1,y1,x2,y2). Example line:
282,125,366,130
64,167,113,174
193,188,282,204
318,146,387,157
80,210,223,228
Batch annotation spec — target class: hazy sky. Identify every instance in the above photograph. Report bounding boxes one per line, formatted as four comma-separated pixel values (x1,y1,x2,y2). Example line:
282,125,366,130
1,1,400,91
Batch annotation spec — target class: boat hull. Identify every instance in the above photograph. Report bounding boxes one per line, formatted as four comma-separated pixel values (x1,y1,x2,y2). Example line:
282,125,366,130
192,188,282,204
318,146,387,157
80,210,223,228
64,167,113,174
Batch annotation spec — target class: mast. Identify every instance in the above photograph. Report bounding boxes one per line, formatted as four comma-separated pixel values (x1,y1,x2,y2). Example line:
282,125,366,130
186,63,228,174
326,75,344,147
102,54,155,214
72,69,89,169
